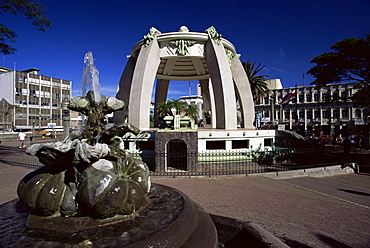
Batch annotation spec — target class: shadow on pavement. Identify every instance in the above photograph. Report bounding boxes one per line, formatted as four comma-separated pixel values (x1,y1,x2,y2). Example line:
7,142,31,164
337,188,370,196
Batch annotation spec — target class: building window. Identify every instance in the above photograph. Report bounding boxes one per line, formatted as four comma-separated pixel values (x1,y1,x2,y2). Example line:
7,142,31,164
298,94,304,103
16,88,22,95
322,93,330,102
332,92,339,101
333,110,339,118
29,89,36,97
355,109,361,118
306,94,312,102
232,140,249,149
284,111,290,120
340,91,347,100
292,111,297,120
206,141,226,150
264,138,273,147
307,111,312,119
323,111,331,119
342,109,348,118
314,94,320,102
314,110,320,119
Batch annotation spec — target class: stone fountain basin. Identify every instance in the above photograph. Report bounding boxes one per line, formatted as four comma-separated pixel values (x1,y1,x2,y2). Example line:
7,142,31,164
0,184,287,248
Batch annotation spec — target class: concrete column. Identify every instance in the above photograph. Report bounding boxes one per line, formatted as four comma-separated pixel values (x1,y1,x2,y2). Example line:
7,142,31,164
128,36,161,130
199,79,216,128
230,56,255,129
154,79,170,127
205,37,237,129
114,56,136,124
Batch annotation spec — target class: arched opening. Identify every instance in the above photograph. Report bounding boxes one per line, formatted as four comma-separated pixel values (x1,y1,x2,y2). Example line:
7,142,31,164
167,139,187,171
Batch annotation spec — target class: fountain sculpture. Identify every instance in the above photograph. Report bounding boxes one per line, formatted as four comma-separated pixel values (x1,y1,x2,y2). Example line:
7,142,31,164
4,52,218,247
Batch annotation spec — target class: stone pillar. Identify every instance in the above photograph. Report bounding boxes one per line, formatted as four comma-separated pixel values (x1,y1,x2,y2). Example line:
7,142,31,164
128,36,161,130
230,56,255,129
205,37,237,129
154,79,170,127
199,79,216,128
114,56,136,123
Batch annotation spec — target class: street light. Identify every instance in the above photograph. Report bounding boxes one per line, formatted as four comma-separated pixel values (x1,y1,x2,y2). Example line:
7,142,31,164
61,98,70,140
269,91,275,124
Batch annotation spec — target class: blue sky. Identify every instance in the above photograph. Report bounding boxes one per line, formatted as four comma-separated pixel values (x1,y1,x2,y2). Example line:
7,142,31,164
2,0,369,99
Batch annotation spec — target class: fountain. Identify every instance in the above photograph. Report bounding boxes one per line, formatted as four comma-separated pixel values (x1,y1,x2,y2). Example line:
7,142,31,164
0,52,218,247
82,51,100,103
0,49,289,247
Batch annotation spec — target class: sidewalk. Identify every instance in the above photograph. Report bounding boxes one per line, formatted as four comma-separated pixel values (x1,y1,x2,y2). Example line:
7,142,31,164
0,145,369,247
152,174,370,248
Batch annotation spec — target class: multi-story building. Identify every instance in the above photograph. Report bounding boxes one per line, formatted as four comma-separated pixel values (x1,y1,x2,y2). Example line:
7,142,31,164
255,81,369,137
0,67,71,131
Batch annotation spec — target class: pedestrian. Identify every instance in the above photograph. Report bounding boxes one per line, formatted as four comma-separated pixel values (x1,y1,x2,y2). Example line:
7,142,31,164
255,111,262,129
199,120,204,128
18,131,27,148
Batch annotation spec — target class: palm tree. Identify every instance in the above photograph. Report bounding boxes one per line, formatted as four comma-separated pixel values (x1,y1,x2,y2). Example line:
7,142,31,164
242,61,269,101
169,99,187,116
184,103,199,120
156,99,199,119
156,101,173,117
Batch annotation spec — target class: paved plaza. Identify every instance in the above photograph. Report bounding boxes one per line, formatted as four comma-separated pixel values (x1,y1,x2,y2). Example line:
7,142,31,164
0,144,369,247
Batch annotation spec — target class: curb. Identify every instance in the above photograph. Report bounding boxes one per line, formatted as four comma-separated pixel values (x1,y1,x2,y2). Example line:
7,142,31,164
250,164,355,179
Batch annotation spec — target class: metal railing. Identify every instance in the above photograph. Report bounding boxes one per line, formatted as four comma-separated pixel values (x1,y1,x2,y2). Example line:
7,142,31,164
0,145,347,176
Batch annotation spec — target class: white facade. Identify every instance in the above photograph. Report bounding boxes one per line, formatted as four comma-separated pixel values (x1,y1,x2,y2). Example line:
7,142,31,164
255,82,368,136
0,67,72,130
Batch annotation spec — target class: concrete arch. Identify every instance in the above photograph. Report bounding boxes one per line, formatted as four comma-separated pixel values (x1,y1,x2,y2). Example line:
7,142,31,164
114,26,254,130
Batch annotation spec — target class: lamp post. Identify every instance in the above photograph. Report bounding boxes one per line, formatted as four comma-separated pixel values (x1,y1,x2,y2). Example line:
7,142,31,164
61,98,70,140
269,91,275,124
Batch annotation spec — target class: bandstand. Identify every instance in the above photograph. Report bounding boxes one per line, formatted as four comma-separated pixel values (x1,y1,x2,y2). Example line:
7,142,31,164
113,26,276,173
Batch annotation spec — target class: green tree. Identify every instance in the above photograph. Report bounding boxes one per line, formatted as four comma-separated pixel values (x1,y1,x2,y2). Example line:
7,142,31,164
156,101,173,117
170,99,187,116
156,99,199,119
307,34,370,107
0,0,51,55
242,60,269,101
184,103,199,120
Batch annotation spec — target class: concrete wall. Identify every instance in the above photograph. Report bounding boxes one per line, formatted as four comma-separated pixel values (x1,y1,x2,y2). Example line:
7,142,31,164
155,131,198,172
197,130,276,152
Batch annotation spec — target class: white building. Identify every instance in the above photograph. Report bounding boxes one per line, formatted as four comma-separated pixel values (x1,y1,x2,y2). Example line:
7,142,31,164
0,67,72,131
255,81,368,137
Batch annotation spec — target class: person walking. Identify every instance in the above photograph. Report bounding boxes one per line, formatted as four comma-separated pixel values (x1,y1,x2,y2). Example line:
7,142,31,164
18,131,27,148
255,111,262,129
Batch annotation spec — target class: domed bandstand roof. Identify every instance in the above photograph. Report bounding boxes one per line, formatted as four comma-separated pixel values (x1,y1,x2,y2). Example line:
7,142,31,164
114,26,255,130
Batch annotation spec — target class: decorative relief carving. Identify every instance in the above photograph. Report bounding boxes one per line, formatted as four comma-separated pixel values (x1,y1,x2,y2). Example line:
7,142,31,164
170,40,196,56
225,48,235,64
143,27,161,47
205,26,222,45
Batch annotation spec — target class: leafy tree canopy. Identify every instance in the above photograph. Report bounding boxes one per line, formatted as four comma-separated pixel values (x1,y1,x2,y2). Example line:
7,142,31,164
241,60,269,101
307,34,370,107
156,99,199,119
0,0,51,55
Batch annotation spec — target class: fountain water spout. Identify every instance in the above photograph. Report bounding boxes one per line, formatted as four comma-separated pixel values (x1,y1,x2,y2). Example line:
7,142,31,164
82,51,101,103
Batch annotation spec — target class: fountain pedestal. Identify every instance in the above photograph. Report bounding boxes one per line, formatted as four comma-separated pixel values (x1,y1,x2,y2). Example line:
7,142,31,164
1,184,218,248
